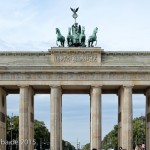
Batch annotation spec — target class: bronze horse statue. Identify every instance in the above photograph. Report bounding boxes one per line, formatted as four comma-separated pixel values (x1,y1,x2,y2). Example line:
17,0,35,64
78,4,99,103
88,27,98,47
79,26,86,47
56,28,65,47
67,27,73,47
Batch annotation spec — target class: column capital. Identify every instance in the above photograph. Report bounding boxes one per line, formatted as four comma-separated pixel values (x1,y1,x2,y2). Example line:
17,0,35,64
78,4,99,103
29,86,35,95
145,88,150,96
49,84,61,88
122,84,134,88
0,87,7,93
90,84,103,88
18,85,29,88
117,87,122,96
90,85,102,95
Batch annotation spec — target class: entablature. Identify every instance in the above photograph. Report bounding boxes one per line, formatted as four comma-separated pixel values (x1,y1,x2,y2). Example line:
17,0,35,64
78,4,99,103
0,48,150,67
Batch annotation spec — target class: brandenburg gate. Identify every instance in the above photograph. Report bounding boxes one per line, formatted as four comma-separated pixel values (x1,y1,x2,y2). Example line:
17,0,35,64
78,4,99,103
0,47,150,150
0,7,150,150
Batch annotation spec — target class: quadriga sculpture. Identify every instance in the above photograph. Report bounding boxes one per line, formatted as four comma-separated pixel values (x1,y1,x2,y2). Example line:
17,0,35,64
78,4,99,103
55,8,99,47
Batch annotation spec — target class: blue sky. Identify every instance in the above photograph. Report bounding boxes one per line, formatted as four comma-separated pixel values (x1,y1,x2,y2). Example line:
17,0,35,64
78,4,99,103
0,0,149,147
7,94,146,147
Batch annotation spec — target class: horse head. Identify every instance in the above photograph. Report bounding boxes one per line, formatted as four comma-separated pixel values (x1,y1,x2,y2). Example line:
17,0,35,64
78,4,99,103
93,27,98,34
81,26,85,34
56,28,60,34
68,27,71,35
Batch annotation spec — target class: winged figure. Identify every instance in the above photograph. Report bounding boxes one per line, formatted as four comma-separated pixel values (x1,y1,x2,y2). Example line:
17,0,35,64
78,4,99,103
70,7,79,13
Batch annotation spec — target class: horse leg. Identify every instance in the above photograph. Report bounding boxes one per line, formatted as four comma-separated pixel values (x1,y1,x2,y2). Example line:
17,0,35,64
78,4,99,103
67,38,69,47
60,41,63,47
88,41,90,47
91,41,94,47
68,38,72,47
56,40,59,46
95,40,97,46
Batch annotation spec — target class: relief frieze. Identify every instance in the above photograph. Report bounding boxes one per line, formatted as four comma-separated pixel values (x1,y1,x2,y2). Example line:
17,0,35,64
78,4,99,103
0,72,150,81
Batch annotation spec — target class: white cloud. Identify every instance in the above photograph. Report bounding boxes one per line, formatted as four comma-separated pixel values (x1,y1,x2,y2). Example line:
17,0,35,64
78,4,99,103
1,0,150,50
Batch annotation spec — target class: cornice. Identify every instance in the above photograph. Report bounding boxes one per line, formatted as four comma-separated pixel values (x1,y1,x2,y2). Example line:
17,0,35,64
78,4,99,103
0,65,150,73
0,51,50,56
0,50,150,57
102,51,150,56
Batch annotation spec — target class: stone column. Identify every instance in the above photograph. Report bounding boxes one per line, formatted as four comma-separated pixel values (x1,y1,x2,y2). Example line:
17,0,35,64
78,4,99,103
28,87,34,150
90,86,101,150
0,88,7,150
119,85,133,150
19,86,29,150
118,88,122,148
50,86,62,150
60,93,62,150
146,89,150,150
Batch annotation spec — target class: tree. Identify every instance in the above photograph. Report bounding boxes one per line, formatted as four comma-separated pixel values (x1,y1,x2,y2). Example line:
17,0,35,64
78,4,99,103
6,115,75,150
62,140,76,150
82,143,90,150
133,116,146,147
102,125,118,150
6,115,19,149
82,116,146,150
34,119,50,149
102,116,146,149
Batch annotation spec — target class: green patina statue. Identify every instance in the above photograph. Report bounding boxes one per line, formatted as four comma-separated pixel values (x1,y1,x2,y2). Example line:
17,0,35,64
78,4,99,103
55,7,98,47
79,26,86,47
67,23,86,47
88,27,98,47
67,7,86,47
56,28,65,47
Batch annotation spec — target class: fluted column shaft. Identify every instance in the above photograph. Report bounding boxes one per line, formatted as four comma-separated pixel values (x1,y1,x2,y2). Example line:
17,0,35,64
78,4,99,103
90,86,101,150
146,89,150,150
119,86,133,150
50,86,62,150
0,88,6,150
19,86,29,150
118,88,122,148
28,87,34,150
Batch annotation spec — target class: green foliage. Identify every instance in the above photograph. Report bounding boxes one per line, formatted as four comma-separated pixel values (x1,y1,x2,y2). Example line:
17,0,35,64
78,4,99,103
6,115,75,149
82,143,90,150
6,116,20,149
133,116,146,147
62,140,76,150
102,125,118,150
7,115,19,141
82,116,146,150
34,119,50,149
102,116,146,149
